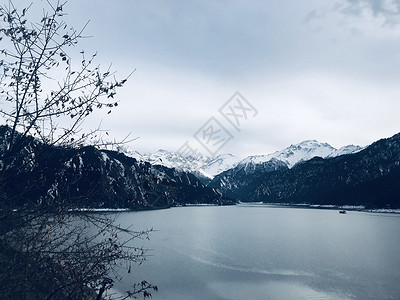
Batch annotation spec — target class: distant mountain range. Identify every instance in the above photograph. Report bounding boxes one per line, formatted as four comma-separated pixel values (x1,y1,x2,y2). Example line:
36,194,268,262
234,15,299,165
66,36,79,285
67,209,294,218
130,136,399,209
1,125,399,210
209,134,400,209
206,140,363,200
261,134,400,208
128,140,363,180
125,149,241,180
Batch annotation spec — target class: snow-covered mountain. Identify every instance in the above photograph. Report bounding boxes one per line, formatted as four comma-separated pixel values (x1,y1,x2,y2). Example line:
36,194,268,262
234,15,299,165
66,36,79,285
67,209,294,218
209,140,367,200
245,133,400,206
239,140,336,169
237,140,365,171
143,149,197,170
126,149,240,179
123,140,363,180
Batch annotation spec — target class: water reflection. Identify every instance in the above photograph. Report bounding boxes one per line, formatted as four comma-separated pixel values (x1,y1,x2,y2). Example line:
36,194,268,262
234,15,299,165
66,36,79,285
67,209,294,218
210,280,351,300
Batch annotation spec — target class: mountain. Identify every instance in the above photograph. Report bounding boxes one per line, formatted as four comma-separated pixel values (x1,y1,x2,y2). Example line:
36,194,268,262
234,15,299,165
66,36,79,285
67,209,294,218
237,140,362,169
130,149,240,180
209,140,360,198
123,140,359,182
220,133,400,209
0,126,234,210
2,125,399,209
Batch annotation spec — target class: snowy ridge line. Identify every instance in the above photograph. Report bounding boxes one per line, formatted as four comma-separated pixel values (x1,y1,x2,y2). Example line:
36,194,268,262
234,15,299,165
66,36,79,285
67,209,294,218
65,205,400,214
365,209,400,214
247,203,400,214
118,139,364,179
175,203,221,207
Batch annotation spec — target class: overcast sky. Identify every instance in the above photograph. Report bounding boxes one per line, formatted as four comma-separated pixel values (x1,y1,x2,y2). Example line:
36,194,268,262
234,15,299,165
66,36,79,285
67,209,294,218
7,0,400,157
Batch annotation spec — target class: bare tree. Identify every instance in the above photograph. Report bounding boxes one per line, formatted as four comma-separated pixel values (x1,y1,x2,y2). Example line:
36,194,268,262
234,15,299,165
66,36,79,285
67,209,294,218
0,0,132,150
0,1,156,299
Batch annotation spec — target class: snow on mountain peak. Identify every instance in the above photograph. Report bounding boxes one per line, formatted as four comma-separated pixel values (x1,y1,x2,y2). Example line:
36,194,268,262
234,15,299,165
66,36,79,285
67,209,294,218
327,145,363,158
126,149,240,179
240,140,336,168
201,154,241,177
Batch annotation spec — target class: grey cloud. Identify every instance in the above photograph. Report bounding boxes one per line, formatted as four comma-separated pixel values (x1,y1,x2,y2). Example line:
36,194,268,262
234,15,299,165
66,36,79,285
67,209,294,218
342,0,400,23
7,0,400,157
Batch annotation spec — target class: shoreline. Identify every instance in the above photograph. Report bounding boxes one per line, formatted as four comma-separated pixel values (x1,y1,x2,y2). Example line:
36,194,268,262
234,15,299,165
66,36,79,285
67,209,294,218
238,202,400,214
71,203,400,214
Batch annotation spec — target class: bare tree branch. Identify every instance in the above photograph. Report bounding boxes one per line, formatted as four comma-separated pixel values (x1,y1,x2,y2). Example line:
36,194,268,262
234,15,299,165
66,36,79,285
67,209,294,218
0,2,156,299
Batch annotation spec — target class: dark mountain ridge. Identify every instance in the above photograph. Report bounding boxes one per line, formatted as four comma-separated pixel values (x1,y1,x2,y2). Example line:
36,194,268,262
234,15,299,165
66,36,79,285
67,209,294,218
0,126,233,210
208,158,288,200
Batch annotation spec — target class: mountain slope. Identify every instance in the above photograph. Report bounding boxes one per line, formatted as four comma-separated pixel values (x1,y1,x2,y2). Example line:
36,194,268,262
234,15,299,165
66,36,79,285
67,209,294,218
209,158,288,200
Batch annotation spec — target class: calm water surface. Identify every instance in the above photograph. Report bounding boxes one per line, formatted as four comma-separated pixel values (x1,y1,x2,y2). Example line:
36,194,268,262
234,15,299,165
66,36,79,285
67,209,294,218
111,205,400,300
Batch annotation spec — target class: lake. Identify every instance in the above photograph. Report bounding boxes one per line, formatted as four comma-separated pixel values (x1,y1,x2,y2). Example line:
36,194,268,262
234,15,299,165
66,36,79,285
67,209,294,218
110,205,400,300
